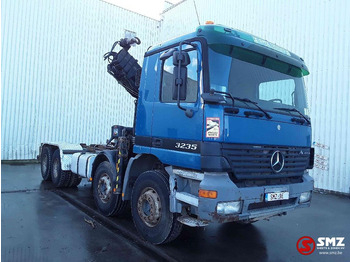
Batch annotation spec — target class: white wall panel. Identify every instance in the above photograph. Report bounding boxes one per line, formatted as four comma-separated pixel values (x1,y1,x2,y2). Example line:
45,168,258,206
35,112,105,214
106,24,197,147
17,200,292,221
160,0,350,193
1,0,159,160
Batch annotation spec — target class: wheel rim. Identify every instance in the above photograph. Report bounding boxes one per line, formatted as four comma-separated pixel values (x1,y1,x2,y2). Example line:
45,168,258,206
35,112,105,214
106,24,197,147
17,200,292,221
41,153,48,174
137,187,162,227
52,158,59,179
97,173,112,203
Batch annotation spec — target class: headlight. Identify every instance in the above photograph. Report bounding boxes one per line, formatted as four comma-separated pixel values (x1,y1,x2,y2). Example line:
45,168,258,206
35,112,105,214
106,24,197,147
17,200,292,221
299,191,311,203
217,201,242,215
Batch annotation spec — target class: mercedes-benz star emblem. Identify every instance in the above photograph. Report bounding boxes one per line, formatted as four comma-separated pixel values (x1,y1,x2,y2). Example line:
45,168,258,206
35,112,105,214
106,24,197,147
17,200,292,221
270,151,285,173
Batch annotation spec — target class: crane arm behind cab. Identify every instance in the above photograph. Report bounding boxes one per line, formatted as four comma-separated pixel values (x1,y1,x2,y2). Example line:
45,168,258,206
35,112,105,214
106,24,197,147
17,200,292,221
103,37,142,98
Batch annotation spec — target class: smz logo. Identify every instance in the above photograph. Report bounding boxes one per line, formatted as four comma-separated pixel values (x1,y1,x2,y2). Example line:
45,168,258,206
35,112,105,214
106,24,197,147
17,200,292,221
297,236,316,255
297,236,345,255
317,237,345,247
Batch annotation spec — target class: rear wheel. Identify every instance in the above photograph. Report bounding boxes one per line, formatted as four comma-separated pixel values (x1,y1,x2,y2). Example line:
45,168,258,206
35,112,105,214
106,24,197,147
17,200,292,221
92,161,127,216
131,170,182,244
68,173,82,187
41,146,53,181
51,149,71,188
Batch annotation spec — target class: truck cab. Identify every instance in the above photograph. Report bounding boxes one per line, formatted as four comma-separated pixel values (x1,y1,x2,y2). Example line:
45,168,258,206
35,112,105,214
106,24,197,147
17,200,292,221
132,24,313,233
39,24,314,245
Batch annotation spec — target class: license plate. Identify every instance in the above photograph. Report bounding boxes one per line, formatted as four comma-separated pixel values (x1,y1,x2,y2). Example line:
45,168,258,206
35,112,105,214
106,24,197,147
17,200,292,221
265,191,289,202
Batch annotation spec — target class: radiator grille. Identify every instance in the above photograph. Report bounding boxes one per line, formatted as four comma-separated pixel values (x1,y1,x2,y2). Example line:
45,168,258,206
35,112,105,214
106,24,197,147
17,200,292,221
222,144,310,179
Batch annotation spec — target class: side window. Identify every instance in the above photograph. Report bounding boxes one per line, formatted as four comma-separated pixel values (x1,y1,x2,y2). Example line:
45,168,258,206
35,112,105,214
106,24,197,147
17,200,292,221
259,79,295,106
161,50,198,103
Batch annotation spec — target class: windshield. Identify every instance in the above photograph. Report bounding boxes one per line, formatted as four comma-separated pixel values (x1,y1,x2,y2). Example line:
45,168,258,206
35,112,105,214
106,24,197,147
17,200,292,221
208,44,309,115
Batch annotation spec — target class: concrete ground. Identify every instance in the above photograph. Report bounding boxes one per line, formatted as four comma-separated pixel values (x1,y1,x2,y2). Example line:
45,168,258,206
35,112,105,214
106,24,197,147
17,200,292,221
2,164,350,262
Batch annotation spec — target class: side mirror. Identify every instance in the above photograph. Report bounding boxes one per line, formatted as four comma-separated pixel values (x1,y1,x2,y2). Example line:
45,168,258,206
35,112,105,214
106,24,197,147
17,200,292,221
172,50,190,66
172,51,190,101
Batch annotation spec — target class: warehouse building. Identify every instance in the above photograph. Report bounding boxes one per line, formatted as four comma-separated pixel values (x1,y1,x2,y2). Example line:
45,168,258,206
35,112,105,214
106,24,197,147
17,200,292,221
2,0,349,194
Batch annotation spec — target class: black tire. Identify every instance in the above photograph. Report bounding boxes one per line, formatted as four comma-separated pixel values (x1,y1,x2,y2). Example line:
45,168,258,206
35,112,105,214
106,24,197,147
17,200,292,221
92,161,126,217
41,146,53,181
51,149,71,188
68,173,82,187
63,171,73,187
131,170,183,244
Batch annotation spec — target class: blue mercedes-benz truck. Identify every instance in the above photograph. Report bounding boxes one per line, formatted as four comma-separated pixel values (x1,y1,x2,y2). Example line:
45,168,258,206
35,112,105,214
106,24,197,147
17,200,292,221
39,24,314,244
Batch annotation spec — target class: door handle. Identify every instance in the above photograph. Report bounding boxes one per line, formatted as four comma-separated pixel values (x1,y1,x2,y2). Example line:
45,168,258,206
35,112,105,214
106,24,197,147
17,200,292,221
152,138,163,147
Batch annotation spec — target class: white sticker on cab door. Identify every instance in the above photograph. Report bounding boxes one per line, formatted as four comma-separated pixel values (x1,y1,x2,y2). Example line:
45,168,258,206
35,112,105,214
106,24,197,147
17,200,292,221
206,117,220,138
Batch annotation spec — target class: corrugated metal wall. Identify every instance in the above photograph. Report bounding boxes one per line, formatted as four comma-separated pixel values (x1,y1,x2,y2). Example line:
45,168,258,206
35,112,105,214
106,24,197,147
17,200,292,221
1,0,159,159
160,0,350,194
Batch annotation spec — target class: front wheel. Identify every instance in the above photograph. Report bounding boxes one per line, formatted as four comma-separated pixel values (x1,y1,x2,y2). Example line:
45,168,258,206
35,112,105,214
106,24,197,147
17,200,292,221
131,170,182,244
92,161,127,217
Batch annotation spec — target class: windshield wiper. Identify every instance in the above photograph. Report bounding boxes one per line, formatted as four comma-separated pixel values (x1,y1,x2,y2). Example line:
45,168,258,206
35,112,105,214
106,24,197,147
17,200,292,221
274,107,311,125
209,89,235,105
209,89,272,119
233,97,272,119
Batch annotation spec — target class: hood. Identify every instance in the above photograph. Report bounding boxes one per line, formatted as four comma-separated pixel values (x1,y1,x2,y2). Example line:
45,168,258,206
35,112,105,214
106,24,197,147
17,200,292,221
203,104,311,147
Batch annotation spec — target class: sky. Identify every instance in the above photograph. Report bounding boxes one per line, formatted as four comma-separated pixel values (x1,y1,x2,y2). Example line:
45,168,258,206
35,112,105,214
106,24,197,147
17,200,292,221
103,0,181,20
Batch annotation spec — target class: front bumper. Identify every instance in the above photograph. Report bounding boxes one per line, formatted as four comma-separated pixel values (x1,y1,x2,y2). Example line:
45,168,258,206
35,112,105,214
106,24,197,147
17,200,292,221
197,172,314,223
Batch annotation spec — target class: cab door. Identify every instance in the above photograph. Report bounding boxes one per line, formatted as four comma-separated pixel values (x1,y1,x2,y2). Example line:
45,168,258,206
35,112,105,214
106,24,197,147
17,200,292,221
151,43,203,170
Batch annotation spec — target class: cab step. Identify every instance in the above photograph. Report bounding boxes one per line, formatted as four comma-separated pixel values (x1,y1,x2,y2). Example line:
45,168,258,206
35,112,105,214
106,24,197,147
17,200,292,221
177,216,209,227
